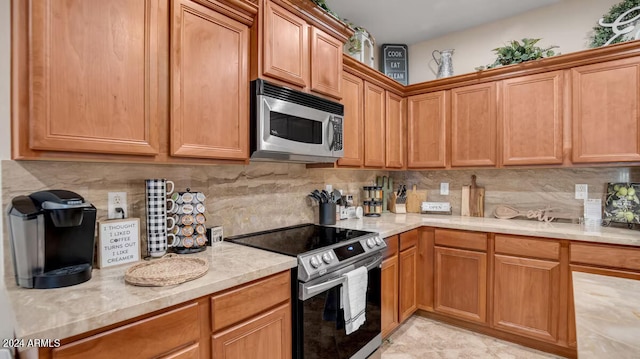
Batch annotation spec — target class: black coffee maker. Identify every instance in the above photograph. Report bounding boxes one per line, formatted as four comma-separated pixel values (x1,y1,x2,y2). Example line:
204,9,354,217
7,190,97,289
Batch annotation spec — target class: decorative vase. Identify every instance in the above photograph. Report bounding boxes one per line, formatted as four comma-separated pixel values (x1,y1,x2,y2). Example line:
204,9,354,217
432,49,454,79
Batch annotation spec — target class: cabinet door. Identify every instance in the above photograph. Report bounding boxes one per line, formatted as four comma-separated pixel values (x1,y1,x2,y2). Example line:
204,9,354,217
502,71,563,165
407,91,448,168
263,1,308,88
212,303,291,359
363,82,386,167
338,71,364,167
386,92,406,168
310,27,342,99
381,256,399,338
171,0,249,160
29,0,160,155
493,255,560,343
572,57,640,163
159,344,199,359
399,246,417,322
434,247,487,323
451,83,497,167
51,303,200,359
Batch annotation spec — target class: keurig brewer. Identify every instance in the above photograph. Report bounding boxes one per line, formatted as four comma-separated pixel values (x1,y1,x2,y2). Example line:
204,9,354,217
7,190,97,289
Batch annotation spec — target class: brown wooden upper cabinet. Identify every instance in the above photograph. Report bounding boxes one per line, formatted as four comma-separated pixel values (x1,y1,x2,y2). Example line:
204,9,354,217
407,91,449,168
501,71,564,165
451,82,498,167
337,71,364,167
385,92,406,168
259,0,347,99
364,82,386,167
171,0,250,160
571,57,640,163
21,0,161,157
13,0,258,163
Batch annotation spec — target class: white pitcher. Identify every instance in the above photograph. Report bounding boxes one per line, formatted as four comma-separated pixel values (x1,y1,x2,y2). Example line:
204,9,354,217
432,49,455,79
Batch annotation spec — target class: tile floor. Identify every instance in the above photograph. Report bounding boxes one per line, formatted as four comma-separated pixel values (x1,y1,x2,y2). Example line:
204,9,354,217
381,316,564,359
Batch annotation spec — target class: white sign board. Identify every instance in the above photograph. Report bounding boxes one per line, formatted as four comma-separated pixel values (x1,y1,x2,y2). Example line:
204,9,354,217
97,219,141,268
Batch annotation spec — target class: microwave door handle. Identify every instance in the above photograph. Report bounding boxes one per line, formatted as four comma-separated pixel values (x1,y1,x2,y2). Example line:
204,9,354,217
327,117,335,151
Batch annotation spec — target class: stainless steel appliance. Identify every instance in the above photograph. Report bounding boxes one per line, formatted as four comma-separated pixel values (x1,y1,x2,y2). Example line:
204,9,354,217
250,79,344,163
7,190,97,289
228,224,385,359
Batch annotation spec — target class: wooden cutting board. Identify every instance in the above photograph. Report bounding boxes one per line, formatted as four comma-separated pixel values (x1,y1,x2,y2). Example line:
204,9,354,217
406,185,427,213
469,175,484,217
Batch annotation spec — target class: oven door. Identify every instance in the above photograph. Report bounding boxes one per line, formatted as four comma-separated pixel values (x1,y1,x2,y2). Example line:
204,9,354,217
297,255,382,359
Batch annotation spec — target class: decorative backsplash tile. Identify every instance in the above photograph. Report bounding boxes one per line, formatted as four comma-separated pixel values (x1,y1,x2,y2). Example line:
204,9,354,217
1,160,382,279
3,159,638,281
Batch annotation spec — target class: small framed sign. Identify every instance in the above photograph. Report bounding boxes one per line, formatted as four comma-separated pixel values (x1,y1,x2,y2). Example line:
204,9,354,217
380,44,409,85
97,218,141,268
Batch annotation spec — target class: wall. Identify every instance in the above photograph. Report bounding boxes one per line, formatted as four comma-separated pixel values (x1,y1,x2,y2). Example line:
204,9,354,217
409,0,619,83
2,160,383,280
391,167,640,219
0,0,14,348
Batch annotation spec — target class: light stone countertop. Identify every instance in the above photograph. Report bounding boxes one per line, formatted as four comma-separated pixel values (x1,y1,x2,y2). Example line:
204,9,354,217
6,242,297,343
331,213,640,247
6,213,640,349
572,272,640,358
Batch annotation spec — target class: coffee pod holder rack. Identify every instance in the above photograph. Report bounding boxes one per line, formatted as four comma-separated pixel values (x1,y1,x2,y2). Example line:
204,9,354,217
170,188,208,254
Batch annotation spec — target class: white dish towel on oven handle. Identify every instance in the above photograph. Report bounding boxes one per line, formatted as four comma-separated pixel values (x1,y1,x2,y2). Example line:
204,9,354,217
341,265,368,335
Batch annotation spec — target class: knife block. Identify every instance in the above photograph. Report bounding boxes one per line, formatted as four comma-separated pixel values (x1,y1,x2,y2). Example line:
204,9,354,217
389,193,406,214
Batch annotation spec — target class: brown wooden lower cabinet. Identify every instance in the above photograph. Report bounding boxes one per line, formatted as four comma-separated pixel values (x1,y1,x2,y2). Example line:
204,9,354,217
434,246,487,324
212,303,291,359
39,271,291,359
399,230,418,322
493,255,560,343
381,254,399,338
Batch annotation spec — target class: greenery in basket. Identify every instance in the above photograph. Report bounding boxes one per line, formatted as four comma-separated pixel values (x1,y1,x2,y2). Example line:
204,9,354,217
590,0,640,47
310,0,374,55
476,38,558,71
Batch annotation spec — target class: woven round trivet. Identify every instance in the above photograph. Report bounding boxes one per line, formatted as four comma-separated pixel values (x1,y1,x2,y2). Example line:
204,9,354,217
124,254,209,287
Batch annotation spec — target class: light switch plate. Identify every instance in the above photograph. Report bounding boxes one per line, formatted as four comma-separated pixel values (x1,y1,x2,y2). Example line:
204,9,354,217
575,184,588,200
440,182,449,195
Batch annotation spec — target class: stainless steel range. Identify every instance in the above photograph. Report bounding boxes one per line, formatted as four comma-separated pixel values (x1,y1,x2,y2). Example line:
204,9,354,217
227,224,385,359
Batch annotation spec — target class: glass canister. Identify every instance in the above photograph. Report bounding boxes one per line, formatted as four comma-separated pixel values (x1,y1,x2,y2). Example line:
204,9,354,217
363,200,382,217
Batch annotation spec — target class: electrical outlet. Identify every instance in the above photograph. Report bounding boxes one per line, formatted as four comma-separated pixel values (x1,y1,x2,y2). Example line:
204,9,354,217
575,184,588,200
108,192,128,219
440,182,449,195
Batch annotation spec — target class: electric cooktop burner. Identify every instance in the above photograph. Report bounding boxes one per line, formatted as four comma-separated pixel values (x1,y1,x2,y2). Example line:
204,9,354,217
226,223,385,282
226,223,374,256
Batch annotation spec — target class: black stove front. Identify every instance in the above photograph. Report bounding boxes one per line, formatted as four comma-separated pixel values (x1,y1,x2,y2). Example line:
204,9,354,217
226,224,382,359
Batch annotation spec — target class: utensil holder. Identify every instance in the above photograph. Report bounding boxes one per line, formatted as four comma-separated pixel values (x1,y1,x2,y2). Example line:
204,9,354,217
319,203,336,225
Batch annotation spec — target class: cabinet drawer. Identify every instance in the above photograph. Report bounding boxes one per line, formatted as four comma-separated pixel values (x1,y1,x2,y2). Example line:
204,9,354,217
435,229,487,251
211,271,290,332
571,243,640,271
384,235,399,259
400,229,418,251
495,234,560,260
51,303,200,359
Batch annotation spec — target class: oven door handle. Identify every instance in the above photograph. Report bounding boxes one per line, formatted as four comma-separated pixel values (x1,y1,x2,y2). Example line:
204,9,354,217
300,255,382,300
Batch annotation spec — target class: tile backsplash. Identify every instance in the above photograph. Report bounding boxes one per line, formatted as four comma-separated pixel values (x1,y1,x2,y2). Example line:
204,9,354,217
3,159,639,280
1,160,383,279
391,167,640,217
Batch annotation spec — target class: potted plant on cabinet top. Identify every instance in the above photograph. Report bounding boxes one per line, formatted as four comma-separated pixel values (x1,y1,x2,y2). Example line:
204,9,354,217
476,38,559,71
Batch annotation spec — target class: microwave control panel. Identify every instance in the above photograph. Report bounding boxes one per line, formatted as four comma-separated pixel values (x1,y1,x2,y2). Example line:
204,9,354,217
331,116,343,151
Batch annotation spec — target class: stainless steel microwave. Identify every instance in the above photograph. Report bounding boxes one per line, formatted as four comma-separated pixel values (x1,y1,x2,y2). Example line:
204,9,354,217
250,79,344,163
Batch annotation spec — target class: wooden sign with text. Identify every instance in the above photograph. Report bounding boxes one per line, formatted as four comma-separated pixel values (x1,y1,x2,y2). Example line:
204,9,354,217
97,218,141,268
380,44,409,85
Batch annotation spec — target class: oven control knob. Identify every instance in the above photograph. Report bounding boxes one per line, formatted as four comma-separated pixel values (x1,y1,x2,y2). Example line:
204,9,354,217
322,252,332,264
374,236,383,246
366,238,376,248
310,256,321,269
